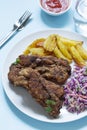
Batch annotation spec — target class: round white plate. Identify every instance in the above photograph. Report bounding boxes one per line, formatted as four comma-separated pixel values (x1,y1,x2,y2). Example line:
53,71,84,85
2,29,87,123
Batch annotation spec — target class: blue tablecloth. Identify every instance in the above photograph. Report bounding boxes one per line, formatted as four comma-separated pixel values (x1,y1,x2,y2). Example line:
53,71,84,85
0,0,87,129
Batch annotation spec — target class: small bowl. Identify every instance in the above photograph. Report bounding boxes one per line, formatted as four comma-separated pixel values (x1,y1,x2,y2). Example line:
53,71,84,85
38,0,72,16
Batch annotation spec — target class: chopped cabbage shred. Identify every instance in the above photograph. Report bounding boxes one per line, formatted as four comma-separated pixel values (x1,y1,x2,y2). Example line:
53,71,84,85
64,66,87,114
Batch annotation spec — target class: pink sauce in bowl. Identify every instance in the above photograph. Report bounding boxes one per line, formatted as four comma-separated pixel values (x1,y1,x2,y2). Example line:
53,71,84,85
40,0,71,15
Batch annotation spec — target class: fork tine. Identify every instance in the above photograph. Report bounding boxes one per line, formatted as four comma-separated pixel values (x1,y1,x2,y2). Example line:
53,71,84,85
19,10,31,23
19,11,30,22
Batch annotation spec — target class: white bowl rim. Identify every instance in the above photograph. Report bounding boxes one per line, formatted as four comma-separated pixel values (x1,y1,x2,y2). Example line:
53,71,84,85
38,0,72,16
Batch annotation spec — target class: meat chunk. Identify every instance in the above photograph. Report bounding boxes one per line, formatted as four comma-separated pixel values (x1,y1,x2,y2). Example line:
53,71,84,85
19,55,71,84
8,55,71,118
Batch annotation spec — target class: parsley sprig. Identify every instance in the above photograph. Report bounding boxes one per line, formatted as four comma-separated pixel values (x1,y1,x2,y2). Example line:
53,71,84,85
13,58,20,65
45,99,56,113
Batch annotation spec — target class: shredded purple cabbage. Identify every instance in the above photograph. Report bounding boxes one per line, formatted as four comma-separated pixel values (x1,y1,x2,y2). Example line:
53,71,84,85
64,66,87,114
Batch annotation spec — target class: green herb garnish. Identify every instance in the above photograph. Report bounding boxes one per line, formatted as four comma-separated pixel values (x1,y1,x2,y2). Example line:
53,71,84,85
46,99,56,105
13,58,20,65
45,99,56,113
45,106,52,113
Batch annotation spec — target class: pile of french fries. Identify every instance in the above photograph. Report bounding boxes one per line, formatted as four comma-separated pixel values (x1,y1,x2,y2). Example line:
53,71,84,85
23,34,87,67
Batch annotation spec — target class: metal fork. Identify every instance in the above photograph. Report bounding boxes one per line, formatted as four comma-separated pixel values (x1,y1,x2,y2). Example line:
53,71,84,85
0,10,32,48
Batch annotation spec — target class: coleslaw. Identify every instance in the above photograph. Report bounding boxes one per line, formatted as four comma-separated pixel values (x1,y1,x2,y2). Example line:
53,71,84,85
64,66,87,113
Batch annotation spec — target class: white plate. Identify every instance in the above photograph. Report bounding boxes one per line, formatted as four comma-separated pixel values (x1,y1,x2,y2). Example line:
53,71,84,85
2,29,87,123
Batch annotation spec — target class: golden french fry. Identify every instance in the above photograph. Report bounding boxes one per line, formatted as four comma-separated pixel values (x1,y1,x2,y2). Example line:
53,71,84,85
43,34,57,52
54,47,72,63
23,48,30,55
76,44,87,60
29,47,53,56
70,46,86,66
54,46,65,59
23,38,45,55
60,36,83,47
35,38,45,47
57,40,72,60
29,47,46,56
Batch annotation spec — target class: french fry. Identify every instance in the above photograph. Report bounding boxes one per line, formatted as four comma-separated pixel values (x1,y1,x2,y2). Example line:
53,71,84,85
43,34,57,52
70,46,86,66
29,47,46,56
29,47,53,56
60,36,83,47
76,44,87,60
57,40,72,60
54,47,71,63
23,38,45,55
54,46,65,59
23,48,30,55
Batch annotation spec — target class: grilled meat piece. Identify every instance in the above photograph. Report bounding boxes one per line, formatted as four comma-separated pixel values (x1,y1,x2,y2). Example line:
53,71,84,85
8,55,71,118
19,55,71,84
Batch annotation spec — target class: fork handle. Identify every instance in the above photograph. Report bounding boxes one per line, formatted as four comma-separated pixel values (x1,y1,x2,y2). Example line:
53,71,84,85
0,28,18,48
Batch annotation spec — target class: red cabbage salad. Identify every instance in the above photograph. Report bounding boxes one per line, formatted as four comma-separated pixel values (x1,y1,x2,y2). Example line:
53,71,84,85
64,66,87,114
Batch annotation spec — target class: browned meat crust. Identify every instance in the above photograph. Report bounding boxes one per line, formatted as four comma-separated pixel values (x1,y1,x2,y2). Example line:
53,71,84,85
8,55,71,118
19,55,71,84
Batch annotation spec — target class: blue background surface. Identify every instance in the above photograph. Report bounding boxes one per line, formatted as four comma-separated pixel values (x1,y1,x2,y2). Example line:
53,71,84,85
0,0,87,129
